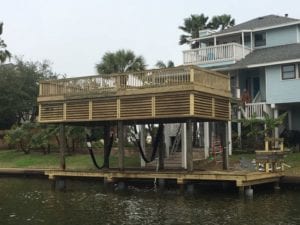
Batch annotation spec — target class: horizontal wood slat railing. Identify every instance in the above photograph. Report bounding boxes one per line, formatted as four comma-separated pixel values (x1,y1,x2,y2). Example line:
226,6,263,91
38,66,231,123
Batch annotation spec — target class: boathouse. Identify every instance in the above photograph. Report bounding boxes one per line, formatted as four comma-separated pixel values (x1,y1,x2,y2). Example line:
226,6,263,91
38,65,231,171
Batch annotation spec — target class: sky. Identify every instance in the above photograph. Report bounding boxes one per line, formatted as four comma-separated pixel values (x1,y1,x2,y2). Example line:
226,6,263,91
1,0,300,77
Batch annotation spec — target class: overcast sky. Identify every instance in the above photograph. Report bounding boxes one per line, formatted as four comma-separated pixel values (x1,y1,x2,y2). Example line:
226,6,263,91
1,0,300,77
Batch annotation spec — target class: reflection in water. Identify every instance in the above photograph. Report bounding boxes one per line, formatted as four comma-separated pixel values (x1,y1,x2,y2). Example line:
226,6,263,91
0,178,300,225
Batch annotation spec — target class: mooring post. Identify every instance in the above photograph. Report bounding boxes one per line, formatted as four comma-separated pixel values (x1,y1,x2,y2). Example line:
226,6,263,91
118,121,124,171
59,124,66,170
274,181,280,190
245,186,254,199
186,183,194,195
238,186,245,196
177,178,185,194
186,120,193,172
55,178,66,191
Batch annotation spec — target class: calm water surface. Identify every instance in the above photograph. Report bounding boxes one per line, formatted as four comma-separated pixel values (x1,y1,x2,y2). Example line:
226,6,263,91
0,177,300,225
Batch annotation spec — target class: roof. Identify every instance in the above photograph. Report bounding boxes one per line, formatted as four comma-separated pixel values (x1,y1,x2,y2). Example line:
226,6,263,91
213,15,299,36
228,43,300,70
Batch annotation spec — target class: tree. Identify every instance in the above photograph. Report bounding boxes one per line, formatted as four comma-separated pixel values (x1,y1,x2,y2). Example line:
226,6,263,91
95,49,146,168
0,58,57,129
95,49,146,74
0,22,11,64
240,112,287,151
155,60,175,69
179,14,209,49
207,14,235,30
179,14,236,48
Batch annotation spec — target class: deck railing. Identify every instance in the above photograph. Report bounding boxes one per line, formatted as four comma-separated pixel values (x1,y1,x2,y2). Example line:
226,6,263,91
39,66,230,97
183,43,251,65
244,102,268,119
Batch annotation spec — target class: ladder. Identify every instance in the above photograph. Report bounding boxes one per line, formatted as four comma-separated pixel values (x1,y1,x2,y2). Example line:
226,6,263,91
170,124,182,154
210,136,223,163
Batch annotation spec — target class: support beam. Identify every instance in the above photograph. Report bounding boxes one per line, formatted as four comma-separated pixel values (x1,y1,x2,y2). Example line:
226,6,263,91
103,124,110,169
223,122,229,170
186,120,193,172
118,121,124,170
140,125,146,168
204,122,209,159
158,124,165,170
274,108,279,140
181,123,187,169
237,110,242,148
228,121,232,155
59,124,66,170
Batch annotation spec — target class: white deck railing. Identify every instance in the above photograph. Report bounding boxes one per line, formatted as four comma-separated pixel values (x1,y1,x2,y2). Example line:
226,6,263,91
244,102,268,119
183,43,251,65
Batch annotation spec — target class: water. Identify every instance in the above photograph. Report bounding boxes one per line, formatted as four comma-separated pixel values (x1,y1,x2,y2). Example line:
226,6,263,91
0,177,300,225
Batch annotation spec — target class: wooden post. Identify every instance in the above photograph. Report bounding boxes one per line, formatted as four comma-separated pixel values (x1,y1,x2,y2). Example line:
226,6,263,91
204,122,209,159
140,125,146,168
228,121,232,156
186,120,193,172
158,124,165,170
103,124,110,168
181,123,187,169
59,124,66,170
223,122,229,170
118,121,124,171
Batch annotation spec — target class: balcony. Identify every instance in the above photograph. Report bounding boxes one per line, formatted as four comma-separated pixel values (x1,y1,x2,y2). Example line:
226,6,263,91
37,66,231,123
183,43,251,67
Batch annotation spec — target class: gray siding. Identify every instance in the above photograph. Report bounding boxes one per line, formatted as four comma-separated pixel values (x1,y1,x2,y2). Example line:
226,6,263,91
266,26,298,47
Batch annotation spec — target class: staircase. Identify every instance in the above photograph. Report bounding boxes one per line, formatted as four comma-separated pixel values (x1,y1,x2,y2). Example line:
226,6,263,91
240,102,271,119
146,151,182,169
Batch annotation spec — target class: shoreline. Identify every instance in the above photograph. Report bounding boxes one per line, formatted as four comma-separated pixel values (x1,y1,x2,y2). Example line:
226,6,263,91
1,167,300,186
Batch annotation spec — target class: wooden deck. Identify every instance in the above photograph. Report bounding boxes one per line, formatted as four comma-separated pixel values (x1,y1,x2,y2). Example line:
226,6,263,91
37,66,231,123
44,169,282,187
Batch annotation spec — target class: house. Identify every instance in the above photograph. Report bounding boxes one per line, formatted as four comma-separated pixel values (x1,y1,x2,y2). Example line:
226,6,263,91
182,14,300,152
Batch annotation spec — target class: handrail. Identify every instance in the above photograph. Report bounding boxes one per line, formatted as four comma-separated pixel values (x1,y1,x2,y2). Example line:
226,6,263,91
39,65,230,97
183,43,251,65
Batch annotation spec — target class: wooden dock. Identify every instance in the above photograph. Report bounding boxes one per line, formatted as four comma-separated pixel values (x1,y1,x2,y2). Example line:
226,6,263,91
44,169,282,188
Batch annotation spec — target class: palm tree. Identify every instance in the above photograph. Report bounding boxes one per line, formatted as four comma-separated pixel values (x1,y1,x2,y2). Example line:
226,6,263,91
179,14,209,49
155,60,174,69
207,14,235,30
95,49,146,168
95,49,146,74
0,22,11,63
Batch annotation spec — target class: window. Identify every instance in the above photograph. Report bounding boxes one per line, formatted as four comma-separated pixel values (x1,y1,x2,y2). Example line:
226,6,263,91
282,64,296,80
254,32,266,47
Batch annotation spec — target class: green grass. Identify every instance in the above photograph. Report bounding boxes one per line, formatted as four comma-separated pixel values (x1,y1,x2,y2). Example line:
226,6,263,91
0,150,140,170
1,149,300,175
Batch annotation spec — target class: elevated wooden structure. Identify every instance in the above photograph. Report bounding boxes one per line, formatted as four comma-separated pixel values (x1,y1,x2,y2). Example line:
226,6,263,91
37,66,231,124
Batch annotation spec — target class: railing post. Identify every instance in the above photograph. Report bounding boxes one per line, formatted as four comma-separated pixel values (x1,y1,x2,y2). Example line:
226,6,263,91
190,67,194,83
233,44,236,60
39,83,43,96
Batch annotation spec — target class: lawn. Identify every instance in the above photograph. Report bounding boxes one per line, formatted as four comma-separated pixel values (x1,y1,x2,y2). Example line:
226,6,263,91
0,149,140,170
0,149,300,175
